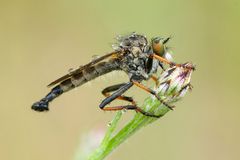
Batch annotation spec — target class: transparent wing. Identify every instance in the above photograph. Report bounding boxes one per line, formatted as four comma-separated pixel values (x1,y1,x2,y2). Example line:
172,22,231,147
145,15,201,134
47,50,121,87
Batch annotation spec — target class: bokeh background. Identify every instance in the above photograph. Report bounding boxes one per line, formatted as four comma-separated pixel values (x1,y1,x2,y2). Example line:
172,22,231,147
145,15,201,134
1,0,240,160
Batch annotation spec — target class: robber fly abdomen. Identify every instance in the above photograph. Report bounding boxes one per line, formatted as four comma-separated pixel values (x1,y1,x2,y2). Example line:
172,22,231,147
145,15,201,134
62,60,120,92
32,59,120,111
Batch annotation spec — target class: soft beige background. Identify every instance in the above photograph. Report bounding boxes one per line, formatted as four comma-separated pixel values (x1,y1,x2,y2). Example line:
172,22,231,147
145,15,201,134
1,0,240,160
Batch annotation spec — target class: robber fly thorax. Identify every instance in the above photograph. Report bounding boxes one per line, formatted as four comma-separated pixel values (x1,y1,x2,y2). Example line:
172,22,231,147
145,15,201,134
113,34,158,81
32,32,193,117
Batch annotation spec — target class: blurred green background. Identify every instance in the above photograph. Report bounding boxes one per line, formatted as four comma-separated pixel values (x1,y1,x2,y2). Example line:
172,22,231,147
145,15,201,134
1,0,240,160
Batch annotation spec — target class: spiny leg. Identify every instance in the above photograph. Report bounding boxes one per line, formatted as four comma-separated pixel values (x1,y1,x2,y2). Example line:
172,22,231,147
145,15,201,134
99,82,134,110
102,105,162,118
131,80,175,110
151,54,195,70
146,54,165,73
102,83,136,105
99,82,161,118
151,53,179,67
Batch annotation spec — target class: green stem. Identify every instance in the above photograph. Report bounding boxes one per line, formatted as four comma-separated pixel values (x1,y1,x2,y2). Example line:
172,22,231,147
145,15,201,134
101,111,122,147
88,111,123,160
87,97,170,160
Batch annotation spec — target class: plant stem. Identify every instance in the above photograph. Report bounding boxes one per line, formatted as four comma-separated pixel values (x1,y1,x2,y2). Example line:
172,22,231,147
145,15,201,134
87,111,123,160
87,97,170,160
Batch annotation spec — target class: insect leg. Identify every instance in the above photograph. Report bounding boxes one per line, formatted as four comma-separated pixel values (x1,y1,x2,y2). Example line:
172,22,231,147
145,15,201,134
151,54,195,70
131,80,175,110
99,82,134,109
100,82,162,118
102,105,162,118
102,83,136,105
146,55,165,72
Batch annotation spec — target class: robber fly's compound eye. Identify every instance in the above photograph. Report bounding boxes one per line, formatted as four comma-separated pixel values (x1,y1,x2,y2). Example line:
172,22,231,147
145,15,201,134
152,37,159,43
151,37,166,57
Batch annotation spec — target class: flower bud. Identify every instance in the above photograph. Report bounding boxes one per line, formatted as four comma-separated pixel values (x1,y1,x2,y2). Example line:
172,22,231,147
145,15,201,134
155,62,194,104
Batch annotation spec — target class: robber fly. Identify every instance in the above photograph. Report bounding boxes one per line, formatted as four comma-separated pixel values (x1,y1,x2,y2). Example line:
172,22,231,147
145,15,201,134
32,32,193,117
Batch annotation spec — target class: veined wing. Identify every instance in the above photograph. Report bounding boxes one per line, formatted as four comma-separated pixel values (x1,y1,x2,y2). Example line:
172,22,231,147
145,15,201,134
47,50,122,87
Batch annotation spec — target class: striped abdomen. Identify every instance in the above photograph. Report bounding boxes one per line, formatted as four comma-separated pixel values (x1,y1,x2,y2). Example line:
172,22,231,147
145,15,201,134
32,60,120,112
60,60,120,92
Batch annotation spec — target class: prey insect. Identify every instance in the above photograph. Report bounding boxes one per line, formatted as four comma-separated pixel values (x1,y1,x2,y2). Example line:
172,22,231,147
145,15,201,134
32,32,194,117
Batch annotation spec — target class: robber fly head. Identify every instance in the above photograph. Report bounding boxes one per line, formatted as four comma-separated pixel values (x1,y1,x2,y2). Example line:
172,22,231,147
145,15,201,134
151,36,170,57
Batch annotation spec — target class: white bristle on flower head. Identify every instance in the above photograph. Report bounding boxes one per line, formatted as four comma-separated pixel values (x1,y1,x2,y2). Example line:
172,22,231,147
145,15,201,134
155,62,194,103
164,52,173,61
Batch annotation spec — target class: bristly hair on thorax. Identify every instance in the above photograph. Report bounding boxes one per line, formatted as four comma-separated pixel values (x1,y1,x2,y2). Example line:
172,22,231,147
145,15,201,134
113,32,149,52
111,32,159,81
